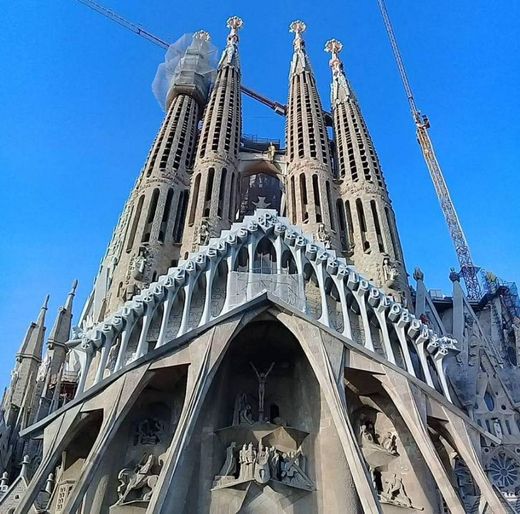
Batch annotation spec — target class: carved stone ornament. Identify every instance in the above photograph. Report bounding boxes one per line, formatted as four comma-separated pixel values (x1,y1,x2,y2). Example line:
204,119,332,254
115,452,165,506
213,441,313,491
134,418,166,446
382,256,400,288
316,223,332,249
380,473,421,510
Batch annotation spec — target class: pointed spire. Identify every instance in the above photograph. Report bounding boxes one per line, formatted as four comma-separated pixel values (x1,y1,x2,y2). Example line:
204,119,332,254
219,16,243,68
289,20,311,74
325,38,354,102
17,295,49,360
48,281,76,349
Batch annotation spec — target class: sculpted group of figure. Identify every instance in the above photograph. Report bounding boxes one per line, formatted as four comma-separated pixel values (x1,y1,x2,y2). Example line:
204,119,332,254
215,440,313,491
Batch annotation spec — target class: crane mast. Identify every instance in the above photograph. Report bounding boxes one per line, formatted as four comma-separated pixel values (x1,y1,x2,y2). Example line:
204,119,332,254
76,0,287,116
377,0,482,300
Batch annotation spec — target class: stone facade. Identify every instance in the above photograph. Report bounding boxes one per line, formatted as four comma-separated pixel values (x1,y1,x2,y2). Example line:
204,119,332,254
0,16,518,514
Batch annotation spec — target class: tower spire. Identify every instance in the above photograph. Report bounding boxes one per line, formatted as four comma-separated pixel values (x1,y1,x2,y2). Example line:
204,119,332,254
285,21,340,249
80,32,214,324
181,17,243,256
326,39,409,302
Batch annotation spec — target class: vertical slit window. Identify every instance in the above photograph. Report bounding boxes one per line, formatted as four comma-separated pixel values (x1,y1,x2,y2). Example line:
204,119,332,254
228,173,236,221
142,189,160,243
336,199,347,251
312,174,322,223
326,181,335,230
345,200,354,249
217,168,227,218
204,167,215,217
173,190,189,243
370,200,385,253
299,174,308,223
385,206,400,260
158,189,174,243
290,176,296,224
188,174,201,226
126,195,144,252
356,199,370,253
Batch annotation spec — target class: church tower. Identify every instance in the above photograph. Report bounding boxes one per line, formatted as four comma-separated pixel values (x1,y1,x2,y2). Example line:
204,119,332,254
326,39,409,301
180,17,243,257
81,32,214,325
286,21,340,250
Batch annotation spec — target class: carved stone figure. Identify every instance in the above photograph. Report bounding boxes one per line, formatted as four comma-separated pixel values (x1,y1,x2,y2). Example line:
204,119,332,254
381,432,398,455
380,473,413,508
266,142,276,162
233,393,254,425
254,442,271,484
214,441,313,491
382,256,399,288
197,218,210,246
134,418,165,446
280,450,313,490
316,223,332,249
132,246,150,281
116,453,161,505
250,361,275,422
218,442,237,477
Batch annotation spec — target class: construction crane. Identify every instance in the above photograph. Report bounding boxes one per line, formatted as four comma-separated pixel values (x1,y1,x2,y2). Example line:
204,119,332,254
76,0,287,116
376,0,482,300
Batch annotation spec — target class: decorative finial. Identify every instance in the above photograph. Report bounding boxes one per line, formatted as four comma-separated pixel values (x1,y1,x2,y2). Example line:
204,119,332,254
449,267,461,283
194,30,211,42
70,279,78,295
20,455,30,478
413,267,424,281
226,16,243,44
325,38,343,73
42,294,50,310
289,20,306,49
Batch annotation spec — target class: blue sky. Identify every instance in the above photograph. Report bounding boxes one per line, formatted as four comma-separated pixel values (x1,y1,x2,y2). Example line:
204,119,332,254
0,0,518,391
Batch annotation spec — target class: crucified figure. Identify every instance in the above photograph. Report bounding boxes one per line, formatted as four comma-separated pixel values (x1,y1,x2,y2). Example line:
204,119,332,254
250,362,275,422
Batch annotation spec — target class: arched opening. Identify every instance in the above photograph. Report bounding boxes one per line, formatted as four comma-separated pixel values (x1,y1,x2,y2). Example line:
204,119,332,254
336,199,347,251
203,167,215,217
239,171,282,218
173,189,189,243
172,317,323,512
166,287,186,340
299,173,309,223
188,273,207,330
281,249,298,274
48,410,103,513
234,246,249,272
344,200,354,251
370,200,385,253
356,199,370,253
325,278,343,332
303,263,322,320
188,175,201,226
326,181,335,231
312,174,322,223
254,237,277,273
142,188,160,243
217,168,228,218
159,189,174,243
211,259,228,318
126,196,144,252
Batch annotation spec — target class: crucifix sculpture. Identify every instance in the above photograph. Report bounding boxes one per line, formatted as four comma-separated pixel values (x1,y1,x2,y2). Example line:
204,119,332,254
250,361,275,422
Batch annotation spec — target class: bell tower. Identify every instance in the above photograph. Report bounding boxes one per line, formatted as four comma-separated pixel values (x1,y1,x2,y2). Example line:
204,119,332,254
81,32,214,325
285,21,340,250
326,39,409,302
180,17,243,257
